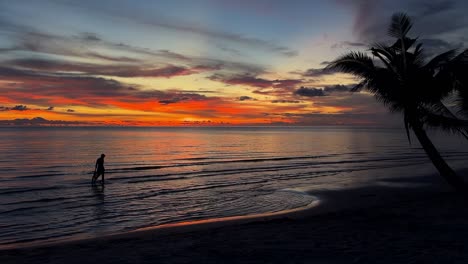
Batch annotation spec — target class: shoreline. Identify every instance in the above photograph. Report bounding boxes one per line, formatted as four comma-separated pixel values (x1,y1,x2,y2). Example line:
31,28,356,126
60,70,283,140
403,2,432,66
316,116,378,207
0,172,468,263
2,169,452,251
4,191,467,263
1,195,321,251
2,172,443,251
4,169,468,263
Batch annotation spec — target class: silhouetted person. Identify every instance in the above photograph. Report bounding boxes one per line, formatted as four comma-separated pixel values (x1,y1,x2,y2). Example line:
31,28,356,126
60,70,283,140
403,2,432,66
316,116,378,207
92,154,105,185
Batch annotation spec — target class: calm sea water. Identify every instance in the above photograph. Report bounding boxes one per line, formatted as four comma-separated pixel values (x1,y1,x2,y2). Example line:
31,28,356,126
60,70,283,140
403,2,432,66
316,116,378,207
1,126,467,248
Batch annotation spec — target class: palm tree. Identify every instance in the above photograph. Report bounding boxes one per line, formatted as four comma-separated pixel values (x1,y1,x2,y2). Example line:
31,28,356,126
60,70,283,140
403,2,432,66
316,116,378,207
326,12,468,193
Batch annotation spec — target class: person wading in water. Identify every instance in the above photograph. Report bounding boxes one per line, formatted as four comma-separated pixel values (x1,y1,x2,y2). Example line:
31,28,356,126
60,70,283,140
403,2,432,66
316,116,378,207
92,154,106,185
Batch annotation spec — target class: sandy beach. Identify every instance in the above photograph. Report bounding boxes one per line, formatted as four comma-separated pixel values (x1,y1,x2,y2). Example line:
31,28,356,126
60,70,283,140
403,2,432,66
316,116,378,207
2,172,468,264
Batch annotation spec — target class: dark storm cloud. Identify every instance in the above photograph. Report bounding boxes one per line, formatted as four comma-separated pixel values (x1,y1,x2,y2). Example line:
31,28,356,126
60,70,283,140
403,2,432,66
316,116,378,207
334,0,467,60
290,66,344,78
84,52,142,63
76,32,101,42
238,96,256,101
295,85,353,98
56,1,298,57
216,44,243,56
208,73,302,89
8,1,295,58
110,65,198,78
331,41,367,49
324,84,353,93
419,38,464,56
420,38,455,50
180,90,217,94
7,58,217,78
312,91,389,118
300,67,341,78
0,65,138,99
417,0,456,17
294,87,325,97
147,18,297,56
0,19,266,75
11,105,28,111
158,93,208,105
0,105,29,111
339,0,468,44
156,49,192,61
208,74,271,88
0,25,144,63
271,100,301,104
0,65,214,107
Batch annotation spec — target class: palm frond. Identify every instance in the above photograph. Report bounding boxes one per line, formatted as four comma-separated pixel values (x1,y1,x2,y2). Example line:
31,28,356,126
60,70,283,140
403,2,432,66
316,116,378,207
452,49,468,63
370,46,396,73
424,49,458,71
388,13,412,40
324,12,468,145
412,43,425,66
390,37,417,52
371,42,397,62
325,52,376,79
414,43,423,55
434,49,468,98
351,80,368,92
423,102,468,139
421,111,468,139
458,86,468,117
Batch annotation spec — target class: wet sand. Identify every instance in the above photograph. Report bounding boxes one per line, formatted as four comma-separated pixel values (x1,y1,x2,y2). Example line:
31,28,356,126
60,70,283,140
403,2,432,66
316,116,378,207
2,174,468,264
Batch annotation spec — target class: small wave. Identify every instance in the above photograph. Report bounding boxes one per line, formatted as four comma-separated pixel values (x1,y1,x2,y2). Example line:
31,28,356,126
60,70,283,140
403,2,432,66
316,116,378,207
110,154,338,172
0,186,63,196
12,173,67,179
108,155,429,185
1,196,69,206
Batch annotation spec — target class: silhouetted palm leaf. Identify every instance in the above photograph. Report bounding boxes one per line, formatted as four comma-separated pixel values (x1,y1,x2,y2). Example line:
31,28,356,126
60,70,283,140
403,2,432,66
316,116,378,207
325,52,375,79
326,12,468,193
388,12,412,40
459,88,468,117
424,49,458,71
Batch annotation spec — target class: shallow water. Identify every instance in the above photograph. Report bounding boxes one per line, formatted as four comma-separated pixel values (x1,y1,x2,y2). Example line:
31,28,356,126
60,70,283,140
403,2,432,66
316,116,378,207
0,126,467,248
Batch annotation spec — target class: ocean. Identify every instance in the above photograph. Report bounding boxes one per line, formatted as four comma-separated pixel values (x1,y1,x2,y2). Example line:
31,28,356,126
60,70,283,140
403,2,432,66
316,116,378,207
1,126,467,248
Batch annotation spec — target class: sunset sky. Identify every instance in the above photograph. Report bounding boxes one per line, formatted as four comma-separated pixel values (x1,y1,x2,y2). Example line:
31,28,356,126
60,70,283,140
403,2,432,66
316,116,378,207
1,0,467,126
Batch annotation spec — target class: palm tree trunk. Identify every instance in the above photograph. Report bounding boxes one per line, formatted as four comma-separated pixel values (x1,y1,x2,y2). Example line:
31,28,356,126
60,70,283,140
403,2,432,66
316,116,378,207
411,120,468,194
